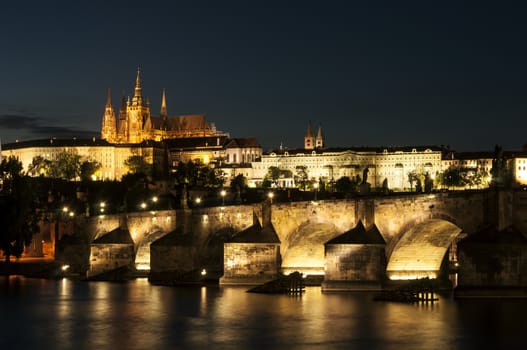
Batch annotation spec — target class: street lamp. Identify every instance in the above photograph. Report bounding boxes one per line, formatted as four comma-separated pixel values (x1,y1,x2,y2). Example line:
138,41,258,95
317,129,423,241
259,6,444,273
55,206,75,259
140,202,147,210
195,197,201,206
100,201,105,214
314,182,319,201
268,191,274,204
220,189,226,206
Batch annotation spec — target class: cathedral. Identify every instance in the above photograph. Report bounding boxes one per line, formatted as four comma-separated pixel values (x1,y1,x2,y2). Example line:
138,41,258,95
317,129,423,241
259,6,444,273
101,69,224,144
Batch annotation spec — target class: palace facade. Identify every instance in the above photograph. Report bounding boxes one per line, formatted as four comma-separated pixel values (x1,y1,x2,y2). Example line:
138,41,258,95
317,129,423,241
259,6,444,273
247,122,443,190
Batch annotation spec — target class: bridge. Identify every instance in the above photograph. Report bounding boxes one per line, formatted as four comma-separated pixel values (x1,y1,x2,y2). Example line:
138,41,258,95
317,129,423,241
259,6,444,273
59,189,525,284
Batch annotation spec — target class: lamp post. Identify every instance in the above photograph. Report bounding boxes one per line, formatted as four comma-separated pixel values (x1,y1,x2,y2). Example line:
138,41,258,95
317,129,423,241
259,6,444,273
55,206,75,260
195,197,201,207
314,182,319,201
268,191,274,204
220,189,226,206
99,201,105,214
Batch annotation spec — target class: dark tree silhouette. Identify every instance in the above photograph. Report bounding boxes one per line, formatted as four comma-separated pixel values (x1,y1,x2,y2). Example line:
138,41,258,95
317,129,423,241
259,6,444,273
0,157,41,262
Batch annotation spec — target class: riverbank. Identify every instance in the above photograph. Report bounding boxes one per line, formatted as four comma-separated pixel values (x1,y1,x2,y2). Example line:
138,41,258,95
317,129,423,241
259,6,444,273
0,258,63,279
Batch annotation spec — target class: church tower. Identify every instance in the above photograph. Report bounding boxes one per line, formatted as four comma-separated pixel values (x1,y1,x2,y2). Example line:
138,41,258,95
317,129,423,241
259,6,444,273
117,94,127,142
315,124,324,149
304,121,315,150
160,88,168,130
101,88,117,142
125,68,151,143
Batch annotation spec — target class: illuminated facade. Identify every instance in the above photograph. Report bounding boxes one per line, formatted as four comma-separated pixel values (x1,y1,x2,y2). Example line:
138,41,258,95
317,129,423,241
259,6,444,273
1,138,157,180
252,146,443,190
1,70,263,181
101,69,226,144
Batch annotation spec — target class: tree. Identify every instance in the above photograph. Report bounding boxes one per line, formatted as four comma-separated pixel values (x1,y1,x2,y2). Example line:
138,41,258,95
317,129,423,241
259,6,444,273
407,170,420,192
0,157,41,262
335,176,360,196
295,165,309,190
80,160,101,182
266,166,281,187
28,156,51,176
125,155,152,177
197,166,224,189
46,152,82,180
441,167,463,188
424,172,433,193
230,174,247,203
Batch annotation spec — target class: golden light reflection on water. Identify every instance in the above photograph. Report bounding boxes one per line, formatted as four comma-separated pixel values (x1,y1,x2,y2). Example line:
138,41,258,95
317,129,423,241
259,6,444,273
3,278,526,349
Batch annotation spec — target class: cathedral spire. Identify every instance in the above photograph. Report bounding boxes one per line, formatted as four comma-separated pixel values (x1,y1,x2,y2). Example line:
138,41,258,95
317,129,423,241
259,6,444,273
131,67,143,107
101,88,117,142
106,88,112,107
160,88,167,117
315,124,324,149
306,120,314,138
304,120,315,150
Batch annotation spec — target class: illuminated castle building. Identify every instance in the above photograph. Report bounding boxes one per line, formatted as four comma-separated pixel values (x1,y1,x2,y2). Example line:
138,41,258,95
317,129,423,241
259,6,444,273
250,122,444,190
101,69,225,144
1,70,261,181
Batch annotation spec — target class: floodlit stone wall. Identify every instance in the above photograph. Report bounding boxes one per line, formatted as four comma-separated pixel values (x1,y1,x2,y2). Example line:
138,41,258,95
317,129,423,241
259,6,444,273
324,244,386,282
221,243,280,284
87,243,134,278
60,190,527,283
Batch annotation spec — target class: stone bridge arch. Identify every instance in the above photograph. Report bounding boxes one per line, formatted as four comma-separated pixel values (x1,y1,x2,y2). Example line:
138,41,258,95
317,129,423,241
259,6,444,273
280,221,340,275
386,219,462,280
134,228,168,270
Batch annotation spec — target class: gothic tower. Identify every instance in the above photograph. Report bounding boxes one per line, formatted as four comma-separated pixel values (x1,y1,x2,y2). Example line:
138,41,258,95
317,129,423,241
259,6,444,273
126,68,151,143
304,121,315,150
160,88,168,130
315,124,324,148
117,93,127,142
101,88,117,142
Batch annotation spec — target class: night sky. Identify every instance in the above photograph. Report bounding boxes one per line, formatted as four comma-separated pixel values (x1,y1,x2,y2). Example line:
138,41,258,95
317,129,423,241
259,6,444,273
1,1,527,152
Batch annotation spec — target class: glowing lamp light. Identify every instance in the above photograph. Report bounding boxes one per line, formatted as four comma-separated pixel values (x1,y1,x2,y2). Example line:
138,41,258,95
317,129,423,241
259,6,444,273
61,265,70,271
220,189,226,205
68,211,74,217
201,269,207,276
141,202,147,209
152,196,158,203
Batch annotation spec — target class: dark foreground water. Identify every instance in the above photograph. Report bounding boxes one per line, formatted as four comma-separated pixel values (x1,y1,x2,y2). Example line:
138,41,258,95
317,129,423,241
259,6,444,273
1,277,526,350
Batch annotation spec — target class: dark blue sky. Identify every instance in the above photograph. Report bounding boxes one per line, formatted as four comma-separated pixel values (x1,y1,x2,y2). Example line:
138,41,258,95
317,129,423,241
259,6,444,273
1,1,527,151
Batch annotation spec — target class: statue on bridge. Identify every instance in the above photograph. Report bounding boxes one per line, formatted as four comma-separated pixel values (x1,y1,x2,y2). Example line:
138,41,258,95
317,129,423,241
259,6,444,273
359,167,371,195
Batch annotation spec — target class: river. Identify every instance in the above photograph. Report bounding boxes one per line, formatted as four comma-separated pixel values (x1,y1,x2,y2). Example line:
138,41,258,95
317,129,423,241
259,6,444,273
1,277,526,349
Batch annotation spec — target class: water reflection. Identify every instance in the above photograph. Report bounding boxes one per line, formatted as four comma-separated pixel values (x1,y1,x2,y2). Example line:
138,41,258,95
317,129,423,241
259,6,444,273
1,278,527,349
